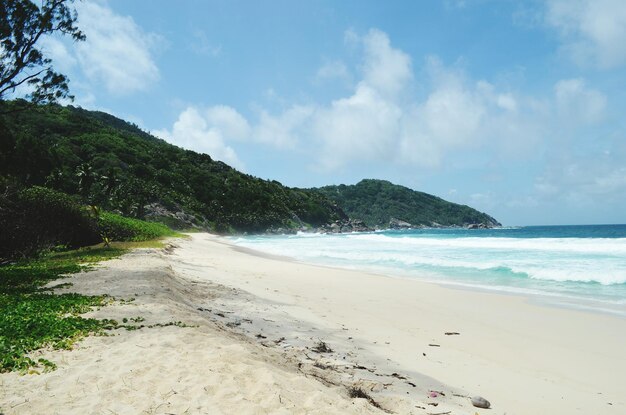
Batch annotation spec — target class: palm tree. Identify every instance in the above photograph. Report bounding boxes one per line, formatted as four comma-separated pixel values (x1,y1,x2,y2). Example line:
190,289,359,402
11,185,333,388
76,163,96,200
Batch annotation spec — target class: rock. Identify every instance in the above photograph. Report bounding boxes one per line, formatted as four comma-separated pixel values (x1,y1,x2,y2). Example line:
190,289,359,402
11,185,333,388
471,396,491,409
266,227,297,235
467,222,495,229
389,217,412,229
318,219,373,234
144,202,208,230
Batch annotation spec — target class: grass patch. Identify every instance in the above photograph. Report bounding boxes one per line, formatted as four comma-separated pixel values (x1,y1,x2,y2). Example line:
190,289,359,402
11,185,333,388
0,247,125,372
99,212,180,242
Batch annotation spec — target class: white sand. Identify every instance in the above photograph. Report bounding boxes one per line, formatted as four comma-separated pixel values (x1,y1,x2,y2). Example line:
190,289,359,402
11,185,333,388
2,233,625,414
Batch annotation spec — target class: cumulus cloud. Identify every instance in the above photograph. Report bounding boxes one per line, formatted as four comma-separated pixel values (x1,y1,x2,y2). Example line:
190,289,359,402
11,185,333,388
311,30,409,168
74,1,161,94
237,29,607,171
309,32,570,169
545,0,626,68
360,29,412,98
158,27,608,188
254,105,314,149
204,105,251,141
153,106,245,170
314,85,402,169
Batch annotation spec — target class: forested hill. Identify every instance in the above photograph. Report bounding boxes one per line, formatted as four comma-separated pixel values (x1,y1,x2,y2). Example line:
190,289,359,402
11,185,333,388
0,101,499,233
0,101,346,233
315,180,501,228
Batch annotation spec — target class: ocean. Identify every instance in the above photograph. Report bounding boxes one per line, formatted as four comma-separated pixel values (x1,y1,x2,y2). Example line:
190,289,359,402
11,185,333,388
230,225,626,317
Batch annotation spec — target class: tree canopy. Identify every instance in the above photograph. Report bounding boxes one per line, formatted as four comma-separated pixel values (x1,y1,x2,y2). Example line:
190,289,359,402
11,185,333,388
0,101,347,233
315,179,501,228
0,0,84,106
0,101,500,233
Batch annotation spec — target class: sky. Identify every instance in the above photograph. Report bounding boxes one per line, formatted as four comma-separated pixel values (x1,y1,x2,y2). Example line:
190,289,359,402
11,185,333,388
36,0,626,225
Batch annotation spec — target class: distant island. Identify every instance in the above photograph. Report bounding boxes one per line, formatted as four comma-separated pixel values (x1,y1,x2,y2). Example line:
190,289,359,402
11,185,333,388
0,100,499,236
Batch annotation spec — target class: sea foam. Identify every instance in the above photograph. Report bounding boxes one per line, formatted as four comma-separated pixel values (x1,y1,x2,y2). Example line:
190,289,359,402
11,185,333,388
231,226,626,314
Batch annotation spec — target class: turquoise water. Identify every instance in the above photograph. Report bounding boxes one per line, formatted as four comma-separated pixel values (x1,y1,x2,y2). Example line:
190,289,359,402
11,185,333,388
230,225,626,317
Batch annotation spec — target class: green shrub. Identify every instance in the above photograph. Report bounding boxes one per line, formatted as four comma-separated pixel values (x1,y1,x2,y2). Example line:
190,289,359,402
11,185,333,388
98,211,176,242
0,186,100,260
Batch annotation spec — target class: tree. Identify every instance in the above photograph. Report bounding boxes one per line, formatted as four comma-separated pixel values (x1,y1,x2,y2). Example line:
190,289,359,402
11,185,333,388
0,0,84,107
76,162,95,200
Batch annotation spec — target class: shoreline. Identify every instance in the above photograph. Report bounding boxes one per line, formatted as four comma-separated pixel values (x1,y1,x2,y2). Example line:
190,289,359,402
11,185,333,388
185,234,626,413
1,232,625,414
236,236,626,319
229,231,626,319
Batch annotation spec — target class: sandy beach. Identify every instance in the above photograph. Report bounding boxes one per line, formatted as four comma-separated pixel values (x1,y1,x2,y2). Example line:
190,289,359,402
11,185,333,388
2,232,625,414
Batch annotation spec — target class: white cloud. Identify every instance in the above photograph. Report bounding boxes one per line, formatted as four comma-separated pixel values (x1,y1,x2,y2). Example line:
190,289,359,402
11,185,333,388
314,85,402,169
74,1,161,94
157,27,609,188
153,106,244,170
205,105,251,141
254,105,314,149
360,29,412,98
546,0,626,68
554,78,606,124
248,29,607,171
497,94,518,112
399,58,534,166
40,37,78,73
311,30,410,168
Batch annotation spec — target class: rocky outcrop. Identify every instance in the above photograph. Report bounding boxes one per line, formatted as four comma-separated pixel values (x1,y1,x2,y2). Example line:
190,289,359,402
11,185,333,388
144,202,208,230
318,219,373,234
265,227,298,235
389,217,412,229
466,222,495,229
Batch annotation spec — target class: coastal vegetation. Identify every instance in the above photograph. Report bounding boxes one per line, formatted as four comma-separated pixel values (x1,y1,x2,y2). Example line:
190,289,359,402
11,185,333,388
0,99,499,374
316,179,500,228
0,101,346,236
0,247,122,372
0,182,177,261
0,221,180,373
0,101,497,239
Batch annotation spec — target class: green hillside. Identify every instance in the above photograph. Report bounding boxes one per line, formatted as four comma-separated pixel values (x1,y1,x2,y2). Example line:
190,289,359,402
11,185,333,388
0,101,499,235
0,101,346,233
315,179,500,228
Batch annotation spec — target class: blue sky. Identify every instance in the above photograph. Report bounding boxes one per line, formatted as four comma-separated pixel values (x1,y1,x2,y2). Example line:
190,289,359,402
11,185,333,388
40,0,626,225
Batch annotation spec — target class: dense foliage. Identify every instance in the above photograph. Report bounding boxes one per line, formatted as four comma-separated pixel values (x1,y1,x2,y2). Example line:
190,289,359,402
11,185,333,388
0,101,346,233
0,101,499,234
0,185,100,259
98,212,177,242
315,179,501,228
